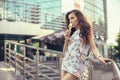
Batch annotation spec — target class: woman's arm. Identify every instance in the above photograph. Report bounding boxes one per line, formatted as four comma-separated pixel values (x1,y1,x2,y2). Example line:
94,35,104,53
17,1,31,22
89,29,112,64
63,23,72,52
63,39,69,53
63,29,71,53
89,30,100,58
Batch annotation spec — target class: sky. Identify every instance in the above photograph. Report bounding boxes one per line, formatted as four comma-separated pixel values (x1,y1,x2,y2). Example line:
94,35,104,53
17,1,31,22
107,0,120,45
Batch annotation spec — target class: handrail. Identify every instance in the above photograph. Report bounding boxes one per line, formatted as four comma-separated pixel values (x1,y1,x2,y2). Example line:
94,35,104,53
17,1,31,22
87,51,120,80
112,62,120,80
90,59,120,80
4,40,120,80
4,40,63,80
39,63,59,73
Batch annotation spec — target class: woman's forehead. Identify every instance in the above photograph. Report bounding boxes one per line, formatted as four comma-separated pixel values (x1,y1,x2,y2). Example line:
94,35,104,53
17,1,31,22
68,13,76,18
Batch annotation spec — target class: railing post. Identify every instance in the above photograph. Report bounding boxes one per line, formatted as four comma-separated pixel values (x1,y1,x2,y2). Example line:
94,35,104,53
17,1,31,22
89,61,93,80
4,42,7,66
14,44,17,79
8,42,11,67
112,64,116,80
23,46,26,80
36,50,40,80
59,55,62,79
3,0,6,20
112,62,120,80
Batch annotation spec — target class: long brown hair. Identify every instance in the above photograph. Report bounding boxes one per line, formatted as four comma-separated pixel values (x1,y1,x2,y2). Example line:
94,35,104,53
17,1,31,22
65,9,91,44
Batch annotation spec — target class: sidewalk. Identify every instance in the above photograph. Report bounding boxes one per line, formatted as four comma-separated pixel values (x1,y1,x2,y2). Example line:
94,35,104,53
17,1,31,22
0,62,15,80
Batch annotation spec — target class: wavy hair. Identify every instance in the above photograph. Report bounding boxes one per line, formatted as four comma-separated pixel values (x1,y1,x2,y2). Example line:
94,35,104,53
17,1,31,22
65,9,91,44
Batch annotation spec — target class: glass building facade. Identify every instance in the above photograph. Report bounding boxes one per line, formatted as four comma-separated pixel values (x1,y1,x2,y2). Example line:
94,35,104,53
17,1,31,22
38,0,62,23
1,0,107,26
84,0,105,26
1,0,108,53
4,0,62,23
4,0,106,28
5,0,39,22
2,0,107,39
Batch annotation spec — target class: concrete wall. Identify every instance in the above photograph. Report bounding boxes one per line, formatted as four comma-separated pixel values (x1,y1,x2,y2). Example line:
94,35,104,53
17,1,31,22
0,21,54,37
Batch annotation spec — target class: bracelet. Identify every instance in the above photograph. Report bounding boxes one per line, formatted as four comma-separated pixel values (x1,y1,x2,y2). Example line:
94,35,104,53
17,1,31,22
97,54,102,60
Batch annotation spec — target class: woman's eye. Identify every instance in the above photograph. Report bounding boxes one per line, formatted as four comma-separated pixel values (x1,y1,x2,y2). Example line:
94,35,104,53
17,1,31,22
71,17,74,19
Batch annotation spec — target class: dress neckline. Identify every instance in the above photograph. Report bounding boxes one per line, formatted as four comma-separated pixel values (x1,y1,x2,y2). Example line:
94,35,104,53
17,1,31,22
75,29,80,33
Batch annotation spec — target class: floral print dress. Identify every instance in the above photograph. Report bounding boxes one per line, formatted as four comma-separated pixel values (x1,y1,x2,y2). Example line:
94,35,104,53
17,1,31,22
61,29,90,80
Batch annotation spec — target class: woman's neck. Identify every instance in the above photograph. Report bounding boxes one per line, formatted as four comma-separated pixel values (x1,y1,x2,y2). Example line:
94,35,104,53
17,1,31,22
75,25,80,30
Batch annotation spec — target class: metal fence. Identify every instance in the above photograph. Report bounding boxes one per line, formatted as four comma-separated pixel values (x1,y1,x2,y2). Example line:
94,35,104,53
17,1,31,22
4,41,120,80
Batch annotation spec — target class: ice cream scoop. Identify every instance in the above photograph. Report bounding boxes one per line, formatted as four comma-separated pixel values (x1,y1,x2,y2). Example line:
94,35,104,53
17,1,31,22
69,23,72,30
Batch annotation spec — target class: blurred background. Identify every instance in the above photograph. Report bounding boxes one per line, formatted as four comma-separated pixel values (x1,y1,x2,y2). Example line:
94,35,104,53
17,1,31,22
0,0,120,61
0,0,120,80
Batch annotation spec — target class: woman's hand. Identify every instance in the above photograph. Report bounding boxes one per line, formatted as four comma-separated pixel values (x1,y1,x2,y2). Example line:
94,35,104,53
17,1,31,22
64,23,72,40
64,30,71,41
63,23,72,53
98,57,113,65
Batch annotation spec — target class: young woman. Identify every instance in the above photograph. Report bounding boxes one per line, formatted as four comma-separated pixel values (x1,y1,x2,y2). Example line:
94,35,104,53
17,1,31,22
61,9,112,80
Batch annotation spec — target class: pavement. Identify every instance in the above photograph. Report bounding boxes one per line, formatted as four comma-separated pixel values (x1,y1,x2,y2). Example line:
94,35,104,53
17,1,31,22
0,62,16,80
92,70,114,80
0,61,117,80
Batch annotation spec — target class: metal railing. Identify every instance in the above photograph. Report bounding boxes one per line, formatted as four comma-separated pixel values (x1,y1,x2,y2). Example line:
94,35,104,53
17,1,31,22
4,41,63,80
4,41,120,80
112,62,120,80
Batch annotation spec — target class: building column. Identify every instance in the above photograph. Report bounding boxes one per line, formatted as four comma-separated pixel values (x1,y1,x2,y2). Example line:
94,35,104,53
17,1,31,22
0,39,4,61
103,42,108,58
39,41,46,61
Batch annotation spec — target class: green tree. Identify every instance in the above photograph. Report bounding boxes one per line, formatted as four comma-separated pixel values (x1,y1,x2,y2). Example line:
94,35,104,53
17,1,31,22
33,42,39,48
114,32,120,59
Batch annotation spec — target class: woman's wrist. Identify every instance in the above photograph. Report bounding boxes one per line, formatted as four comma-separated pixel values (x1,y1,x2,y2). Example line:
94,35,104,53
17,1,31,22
64,38,69,43
97,54,103,60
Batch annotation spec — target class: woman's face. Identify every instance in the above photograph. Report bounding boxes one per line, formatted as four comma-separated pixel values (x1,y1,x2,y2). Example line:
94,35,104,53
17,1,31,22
68,12,79,28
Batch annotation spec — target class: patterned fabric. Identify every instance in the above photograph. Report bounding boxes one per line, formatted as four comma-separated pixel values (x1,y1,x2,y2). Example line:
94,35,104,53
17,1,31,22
61,29,90,80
